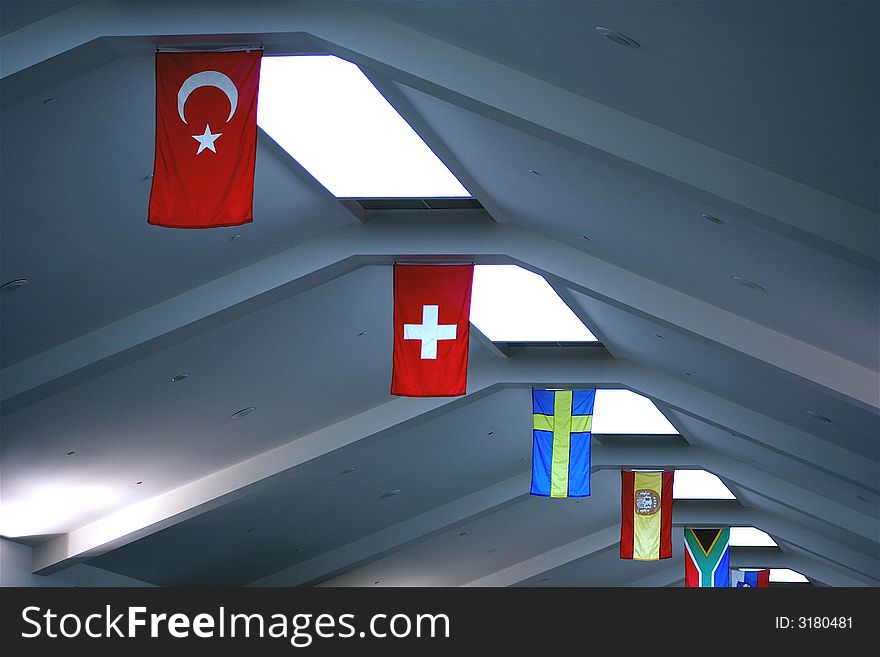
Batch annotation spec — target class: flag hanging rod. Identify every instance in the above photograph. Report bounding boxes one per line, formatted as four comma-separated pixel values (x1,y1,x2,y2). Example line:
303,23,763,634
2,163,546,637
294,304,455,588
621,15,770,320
392,260,476,265
156,43,263,53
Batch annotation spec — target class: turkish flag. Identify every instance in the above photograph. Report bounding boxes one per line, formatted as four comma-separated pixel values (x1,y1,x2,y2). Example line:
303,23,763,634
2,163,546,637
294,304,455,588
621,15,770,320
148,50,262,228
391,265,474,397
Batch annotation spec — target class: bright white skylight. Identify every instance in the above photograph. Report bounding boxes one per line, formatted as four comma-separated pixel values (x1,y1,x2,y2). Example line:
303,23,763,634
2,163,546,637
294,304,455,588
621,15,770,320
769,569,809,583
591,389,678,434
673,470,736,499
729,526,778,547
258,55,470,198
470,265,597,342
0,485,118,537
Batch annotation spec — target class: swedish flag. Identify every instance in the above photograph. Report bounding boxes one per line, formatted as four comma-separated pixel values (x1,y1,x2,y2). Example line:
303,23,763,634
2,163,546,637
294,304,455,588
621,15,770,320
530,389,595,498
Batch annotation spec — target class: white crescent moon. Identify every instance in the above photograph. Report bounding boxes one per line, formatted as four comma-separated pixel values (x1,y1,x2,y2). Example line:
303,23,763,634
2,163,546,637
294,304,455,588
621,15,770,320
177,70,238,125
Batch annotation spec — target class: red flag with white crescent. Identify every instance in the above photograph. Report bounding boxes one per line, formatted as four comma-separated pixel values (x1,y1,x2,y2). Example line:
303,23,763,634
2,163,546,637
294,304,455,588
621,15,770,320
391,265,474,397
148,50,262,228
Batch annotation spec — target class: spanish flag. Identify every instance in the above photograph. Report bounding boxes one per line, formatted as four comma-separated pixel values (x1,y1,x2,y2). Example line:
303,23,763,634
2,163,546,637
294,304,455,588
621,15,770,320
530,389,595,498
619,470,674,560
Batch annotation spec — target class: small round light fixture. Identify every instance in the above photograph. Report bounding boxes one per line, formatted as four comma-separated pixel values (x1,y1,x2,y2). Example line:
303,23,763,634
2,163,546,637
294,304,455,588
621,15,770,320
700,212,724,224
806,410,832,423
170,373,190,383
731,275,766,293
595,27,640,48
231,406,256,419
1,278,29,293
379,489,401,499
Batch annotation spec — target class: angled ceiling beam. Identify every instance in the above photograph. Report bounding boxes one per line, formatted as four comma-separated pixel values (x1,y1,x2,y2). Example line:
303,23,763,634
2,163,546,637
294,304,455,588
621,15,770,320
29,349,877,574
29,349,625,574
5,219,875,415
470,541,872,588
253,441,875,587
2,2,875,267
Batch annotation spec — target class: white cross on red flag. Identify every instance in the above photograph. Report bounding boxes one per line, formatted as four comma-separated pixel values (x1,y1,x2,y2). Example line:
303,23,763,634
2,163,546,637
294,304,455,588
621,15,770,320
391,264,474,397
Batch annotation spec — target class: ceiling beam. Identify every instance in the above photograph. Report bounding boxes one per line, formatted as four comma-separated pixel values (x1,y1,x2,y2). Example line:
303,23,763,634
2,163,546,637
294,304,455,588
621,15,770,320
4,219,875,415
29,349,876,574
2,2,875,267
253,446,875,587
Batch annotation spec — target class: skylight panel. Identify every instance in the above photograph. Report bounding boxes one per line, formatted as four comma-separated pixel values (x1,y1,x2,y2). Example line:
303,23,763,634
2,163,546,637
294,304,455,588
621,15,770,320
673,469,736,499
769,569,809,583
729,527,778,547
257,55,470,198
469,265,597,342
591,389,678,434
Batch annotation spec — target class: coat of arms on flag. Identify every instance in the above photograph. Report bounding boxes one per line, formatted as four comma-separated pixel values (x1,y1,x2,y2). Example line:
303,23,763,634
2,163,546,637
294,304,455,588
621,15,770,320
684,527,731,587
390,264,474,397
530,389,595,498
620,470,673,560
730,569,770,587
148,50,262,228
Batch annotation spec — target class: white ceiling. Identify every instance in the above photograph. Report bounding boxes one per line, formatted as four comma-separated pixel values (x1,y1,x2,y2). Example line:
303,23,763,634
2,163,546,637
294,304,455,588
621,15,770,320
0,0,876,588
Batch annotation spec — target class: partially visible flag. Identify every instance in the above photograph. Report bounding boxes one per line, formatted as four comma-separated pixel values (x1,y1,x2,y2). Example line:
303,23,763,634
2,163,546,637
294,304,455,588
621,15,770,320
684,527,731,587
730,569,770,587
148,50,262,228
530,389,595,498
620,470,673,560
391,264,474,397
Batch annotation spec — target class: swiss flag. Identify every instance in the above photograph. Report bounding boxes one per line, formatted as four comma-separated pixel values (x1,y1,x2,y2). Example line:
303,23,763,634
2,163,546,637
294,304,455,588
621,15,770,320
148,50,262,228
391,265,474,397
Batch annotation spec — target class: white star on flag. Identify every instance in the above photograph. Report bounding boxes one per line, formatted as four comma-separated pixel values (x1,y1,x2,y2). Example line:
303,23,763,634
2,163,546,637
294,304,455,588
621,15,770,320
192,124,222,154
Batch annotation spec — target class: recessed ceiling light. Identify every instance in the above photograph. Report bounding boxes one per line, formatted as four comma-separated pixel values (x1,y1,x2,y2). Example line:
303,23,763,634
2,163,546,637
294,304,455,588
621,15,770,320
380,489,401,499
1,278,29,292
683,371,692,376
357,331,368,337
528,168,542,176
341,466,356,475
700,212,724,224
581,235,591,241
595,27,640,48
66,451,75,456
170,373,190,383
135,481,143,486
373,580,381,585
652,332,664,339
731,275,766,292
806,410,832,423
230,234,241,241
43,97,56,104
231,407,256,419
487,431,494,436
143,174,154,180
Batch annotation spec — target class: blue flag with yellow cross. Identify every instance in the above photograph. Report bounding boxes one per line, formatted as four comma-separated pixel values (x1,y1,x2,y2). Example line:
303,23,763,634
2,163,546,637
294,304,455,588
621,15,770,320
530,389,596,498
